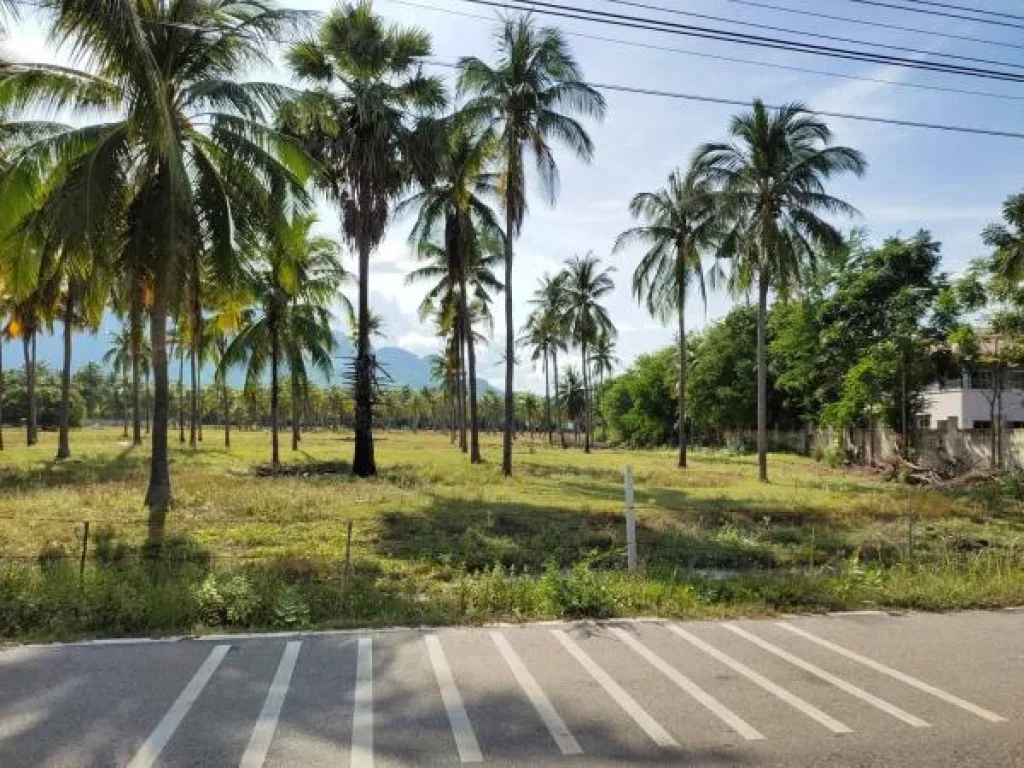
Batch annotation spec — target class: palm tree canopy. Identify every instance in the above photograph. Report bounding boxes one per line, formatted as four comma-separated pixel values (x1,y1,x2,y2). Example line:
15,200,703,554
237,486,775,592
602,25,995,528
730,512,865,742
456,15,605,234
984,192,1024,290
693,99,866,297
615,165,722,322
562,252,615,350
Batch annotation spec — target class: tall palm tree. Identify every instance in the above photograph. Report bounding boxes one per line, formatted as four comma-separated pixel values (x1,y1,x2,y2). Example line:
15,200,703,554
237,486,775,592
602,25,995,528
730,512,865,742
103,326,132,438
458,15,605,476
984,193,1024,289
403,123,504,463
282,1,445,477
562,365,586,445
614,165,720,467
0,1,309,531
528,272,571,448
695,100,865,482
589,328,617,394
562,253,615,453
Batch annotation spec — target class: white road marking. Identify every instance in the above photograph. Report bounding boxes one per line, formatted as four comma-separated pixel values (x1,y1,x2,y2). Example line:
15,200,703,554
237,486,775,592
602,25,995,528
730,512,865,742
127,644,230,768
610,628,764,740
777,622,1008,723
491,632,583,755
239,641,302,768
424,634,483,763
351,638,374,768
724,624,929,728
666,624,852,735
552,629,679,748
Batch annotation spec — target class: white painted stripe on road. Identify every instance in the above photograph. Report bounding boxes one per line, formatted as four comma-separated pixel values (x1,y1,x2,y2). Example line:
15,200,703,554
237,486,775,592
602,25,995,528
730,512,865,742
351,637,374,768
552,629,679,748
127,644,230,768
724,624,929,728
491,632,583,755
777,623,1008,723
239,641,302,768
666,624,852,734
425,634,483,763
610,628,764,740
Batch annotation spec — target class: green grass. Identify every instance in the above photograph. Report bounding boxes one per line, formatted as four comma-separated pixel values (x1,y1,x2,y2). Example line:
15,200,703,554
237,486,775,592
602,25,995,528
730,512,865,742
0,425,1022,641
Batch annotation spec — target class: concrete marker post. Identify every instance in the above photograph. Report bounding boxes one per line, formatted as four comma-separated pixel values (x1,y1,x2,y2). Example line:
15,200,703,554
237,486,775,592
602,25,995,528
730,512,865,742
79,521,90,584
345,519,353,577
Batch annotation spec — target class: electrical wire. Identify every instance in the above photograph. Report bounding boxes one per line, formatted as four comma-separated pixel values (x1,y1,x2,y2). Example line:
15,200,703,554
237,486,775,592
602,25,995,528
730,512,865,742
831,0,1024,32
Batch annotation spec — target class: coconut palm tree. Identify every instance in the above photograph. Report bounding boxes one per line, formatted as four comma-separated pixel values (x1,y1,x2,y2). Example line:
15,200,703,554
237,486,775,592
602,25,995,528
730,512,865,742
458,15,605,476
562,365,586,445
694,100,865,482
282,1,445,477
984,193,1024,290
528,273,571,447
562,253,615,453
0,1,309,531
614,165,721,467
103,326,132,438
403,123,504,463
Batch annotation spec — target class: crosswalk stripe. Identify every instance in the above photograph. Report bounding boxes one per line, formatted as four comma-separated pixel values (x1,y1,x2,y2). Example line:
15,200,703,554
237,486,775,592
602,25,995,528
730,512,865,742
491,632,583,755
351,637,374,768
552,629,679,748
776,622,1007,723
425,634,483,763
666,624,852,734
239,641,302,768
127,644,230,768
724,624,929,728
610,628,765,740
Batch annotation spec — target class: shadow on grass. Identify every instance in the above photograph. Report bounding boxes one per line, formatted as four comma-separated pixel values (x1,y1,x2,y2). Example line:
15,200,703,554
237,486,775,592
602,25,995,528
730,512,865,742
0,445,149,493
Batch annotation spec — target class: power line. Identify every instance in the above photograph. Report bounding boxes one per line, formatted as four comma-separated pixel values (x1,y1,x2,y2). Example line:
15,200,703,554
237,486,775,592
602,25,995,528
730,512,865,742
383,0,1024,102
590,0,1024,71
451,0,1024,82
424,58,1024,140
703,0,1024,53
880,0,1024,23
830,0,1024,32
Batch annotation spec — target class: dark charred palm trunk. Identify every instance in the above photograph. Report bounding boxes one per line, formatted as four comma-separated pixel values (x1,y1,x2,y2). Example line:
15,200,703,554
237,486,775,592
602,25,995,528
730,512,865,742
57,289,74,460
756,272,769,483
189,340,198,448
353,232,376,476
502,162,516,476
457,323,467,453
271,327,281,469
581,341,591,453
131,289,142,446
677,294,688,469
144,270,172,545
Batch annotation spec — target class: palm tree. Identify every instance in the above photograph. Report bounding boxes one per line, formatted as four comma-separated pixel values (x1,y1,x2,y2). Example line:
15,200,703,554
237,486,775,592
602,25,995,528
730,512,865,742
614,165,720,467
103,326,132,438
458,14,605,476
562,253,615,453
695,100,865,482
207,290,250,449
528,273,571,447
984,193,1024,289
282,1,445,477
1,1,309,531
562,365,586,445
403,123,504,463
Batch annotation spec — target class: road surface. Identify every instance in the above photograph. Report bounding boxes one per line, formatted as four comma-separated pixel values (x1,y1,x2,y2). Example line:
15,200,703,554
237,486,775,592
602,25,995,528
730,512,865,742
1,611,1022,766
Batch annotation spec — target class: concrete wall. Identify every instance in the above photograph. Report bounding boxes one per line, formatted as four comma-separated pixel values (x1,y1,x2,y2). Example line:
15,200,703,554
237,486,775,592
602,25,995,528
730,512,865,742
923,387,1024,428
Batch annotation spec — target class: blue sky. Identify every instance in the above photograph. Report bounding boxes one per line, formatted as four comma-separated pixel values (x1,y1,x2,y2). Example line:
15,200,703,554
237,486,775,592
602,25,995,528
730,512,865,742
4,0,1024,391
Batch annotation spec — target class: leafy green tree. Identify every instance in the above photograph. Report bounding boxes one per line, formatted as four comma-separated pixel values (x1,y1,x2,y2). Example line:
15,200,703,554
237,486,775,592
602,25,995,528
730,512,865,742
615,165,720,467
600,348,676,447
562,253,615,453
984,192,1024,289
283,1,445,477
695,100,865,481
458,15,605,475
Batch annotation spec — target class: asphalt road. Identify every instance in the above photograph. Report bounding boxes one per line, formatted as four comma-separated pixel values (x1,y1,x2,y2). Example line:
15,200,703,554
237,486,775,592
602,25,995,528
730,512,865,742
2,611,1023,767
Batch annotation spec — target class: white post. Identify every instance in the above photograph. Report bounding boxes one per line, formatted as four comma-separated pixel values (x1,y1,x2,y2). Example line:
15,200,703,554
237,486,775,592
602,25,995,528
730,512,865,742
624,466,637,574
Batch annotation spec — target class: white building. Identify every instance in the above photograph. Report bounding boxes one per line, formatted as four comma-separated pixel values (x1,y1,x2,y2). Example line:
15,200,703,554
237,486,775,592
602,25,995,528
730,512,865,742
921,369,1024,430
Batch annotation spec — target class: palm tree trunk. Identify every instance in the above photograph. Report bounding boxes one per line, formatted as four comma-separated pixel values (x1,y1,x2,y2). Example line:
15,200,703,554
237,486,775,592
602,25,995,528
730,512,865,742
121,362,128,438
57,290,74,460
581,342,591,453
462,284,482,465
756,272,769,483
271,329,280,469
543,349,552,446
291,373,300,452
220,340,231,449
144,281,172,541
457,324,468,453
131,291,142,446
552,348,566,449
677,297,688,469
189,336,198,448
26,331,37,446
1,338,6,451
353,232,376,477
178,341,185,444
502,200,515,477
145,367,151,436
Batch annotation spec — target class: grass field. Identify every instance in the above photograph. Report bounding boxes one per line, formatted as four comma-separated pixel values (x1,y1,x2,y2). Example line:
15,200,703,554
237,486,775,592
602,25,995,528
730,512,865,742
1,426,1023,640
